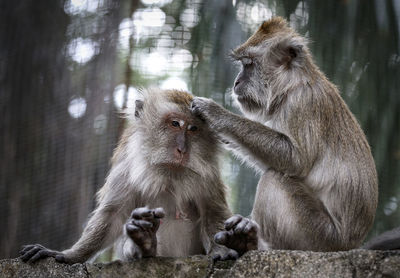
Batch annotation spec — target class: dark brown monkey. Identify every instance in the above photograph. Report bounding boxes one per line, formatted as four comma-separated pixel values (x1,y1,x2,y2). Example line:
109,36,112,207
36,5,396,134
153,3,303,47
191,17,378,254
20,88,235,263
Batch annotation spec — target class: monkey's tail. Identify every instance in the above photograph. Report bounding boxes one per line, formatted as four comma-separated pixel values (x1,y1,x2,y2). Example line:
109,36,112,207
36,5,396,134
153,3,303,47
362,226,400,250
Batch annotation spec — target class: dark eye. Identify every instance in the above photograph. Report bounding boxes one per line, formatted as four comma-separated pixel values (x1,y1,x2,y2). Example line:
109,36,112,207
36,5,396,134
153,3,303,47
171,121,180,127
188,125,198,132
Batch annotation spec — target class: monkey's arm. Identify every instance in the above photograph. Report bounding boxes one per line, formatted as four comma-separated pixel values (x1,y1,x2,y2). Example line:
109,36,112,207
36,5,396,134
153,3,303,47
20,162,137,264
191,97,310,177
61,205,125,263
61,167,139,263
20,204,126,264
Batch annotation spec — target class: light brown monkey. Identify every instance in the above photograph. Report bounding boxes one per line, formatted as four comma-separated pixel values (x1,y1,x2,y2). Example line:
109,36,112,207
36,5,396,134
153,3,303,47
20,88,235,263
191,17,378,254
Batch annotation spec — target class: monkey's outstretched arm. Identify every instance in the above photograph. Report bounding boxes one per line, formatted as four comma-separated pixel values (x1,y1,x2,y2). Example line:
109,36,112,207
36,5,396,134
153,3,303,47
61,206,125,263
20,163,136,264
20,206,125,264
191,98,309,177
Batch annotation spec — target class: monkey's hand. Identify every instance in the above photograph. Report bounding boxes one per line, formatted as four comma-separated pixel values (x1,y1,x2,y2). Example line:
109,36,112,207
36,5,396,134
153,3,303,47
19,244,67,263
190,97,228,131
214,215,259,257
209,245,239,261
125,207,165,259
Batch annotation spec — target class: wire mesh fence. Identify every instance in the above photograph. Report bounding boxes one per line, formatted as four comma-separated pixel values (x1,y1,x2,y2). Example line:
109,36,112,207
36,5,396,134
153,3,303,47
0,0,399,259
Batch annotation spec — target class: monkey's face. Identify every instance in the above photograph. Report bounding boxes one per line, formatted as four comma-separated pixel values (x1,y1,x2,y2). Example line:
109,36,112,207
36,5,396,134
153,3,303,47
136,92,219,177
232,55,265,115
231,19,307,118
147,110,218,176
159,112,198,169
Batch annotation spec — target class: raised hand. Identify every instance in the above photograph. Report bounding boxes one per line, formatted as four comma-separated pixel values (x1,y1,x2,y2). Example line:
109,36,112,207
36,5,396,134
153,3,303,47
125,207,165,259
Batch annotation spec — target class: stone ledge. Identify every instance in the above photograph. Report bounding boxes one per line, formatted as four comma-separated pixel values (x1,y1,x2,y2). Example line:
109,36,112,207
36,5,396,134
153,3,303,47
1,250,400,278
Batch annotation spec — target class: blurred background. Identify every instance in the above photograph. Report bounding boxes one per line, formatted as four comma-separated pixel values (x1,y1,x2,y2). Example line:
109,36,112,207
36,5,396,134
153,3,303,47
0,0,399,260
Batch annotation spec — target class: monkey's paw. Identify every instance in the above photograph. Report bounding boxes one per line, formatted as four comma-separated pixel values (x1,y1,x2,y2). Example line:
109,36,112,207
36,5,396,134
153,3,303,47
190,97,225,128
209,246,239,261
214,215,259,256
125,207,165,258
19,244,67,263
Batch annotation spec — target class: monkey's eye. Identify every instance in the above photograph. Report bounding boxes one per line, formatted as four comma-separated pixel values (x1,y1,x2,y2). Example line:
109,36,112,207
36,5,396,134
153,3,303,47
171,120,180,127
188,125,198,132
242,57,253,66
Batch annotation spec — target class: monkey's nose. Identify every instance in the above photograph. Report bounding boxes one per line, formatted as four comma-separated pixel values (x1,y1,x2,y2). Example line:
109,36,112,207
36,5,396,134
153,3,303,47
234,80,240,88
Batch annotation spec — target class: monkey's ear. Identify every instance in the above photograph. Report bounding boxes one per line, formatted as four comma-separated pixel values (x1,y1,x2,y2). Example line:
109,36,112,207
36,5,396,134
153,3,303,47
273,38,305,67
134,100,144,118
288,44,303,59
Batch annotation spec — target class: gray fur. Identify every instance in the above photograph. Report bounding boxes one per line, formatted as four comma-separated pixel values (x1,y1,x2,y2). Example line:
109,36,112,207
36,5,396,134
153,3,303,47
191,17,378,251
21,88,232,264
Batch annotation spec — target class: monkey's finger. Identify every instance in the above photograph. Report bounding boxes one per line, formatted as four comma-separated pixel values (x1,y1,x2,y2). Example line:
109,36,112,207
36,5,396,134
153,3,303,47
132,219,153,230
214,231,229,245
234,218,250,234
153,207,165,218
224,215,243,230
28,249,52,263
243,220,258,235
141,208,165,222
131,207,152,219
150,218,162,232
126,223,142,236
20,246,42,262
20,245,37,254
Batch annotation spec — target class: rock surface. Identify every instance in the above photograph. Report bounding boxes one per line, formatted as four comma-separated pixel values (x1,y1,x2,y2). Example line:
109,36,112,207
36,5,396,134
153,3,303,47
1,250,400,278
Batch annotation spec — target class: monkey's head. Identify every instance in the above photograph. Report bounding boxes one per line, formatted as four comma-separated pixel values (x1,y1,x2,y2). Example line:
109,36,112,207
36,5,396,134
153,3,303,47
131,88,219,178
231,17,309,117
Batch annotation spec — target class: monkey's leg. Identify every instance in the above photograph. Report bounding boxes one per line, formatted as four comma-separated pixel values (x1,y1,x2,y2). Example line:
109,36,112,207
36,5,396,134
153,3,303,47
253,170,342,251
124,207,165,260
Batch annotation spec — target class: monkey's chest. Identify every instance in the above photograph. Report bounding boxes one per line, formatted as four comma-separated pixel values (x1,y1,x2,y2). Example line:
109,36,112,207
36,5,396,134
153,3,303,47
156,217,203,257
149,195,203,256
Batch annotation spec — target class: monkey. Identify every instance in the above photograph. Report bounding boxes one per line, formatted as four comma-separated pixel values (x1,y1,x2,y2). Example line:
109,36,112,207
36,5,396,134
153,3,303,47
190,17,378,255
20,88,236,264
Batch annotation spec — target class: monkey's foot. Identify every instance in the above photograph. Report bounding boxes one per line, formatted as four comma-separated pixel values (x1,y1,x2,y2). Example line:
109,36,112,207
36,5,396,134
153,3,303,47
19,244,66,263
214,215,259,256
125,207,165,258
